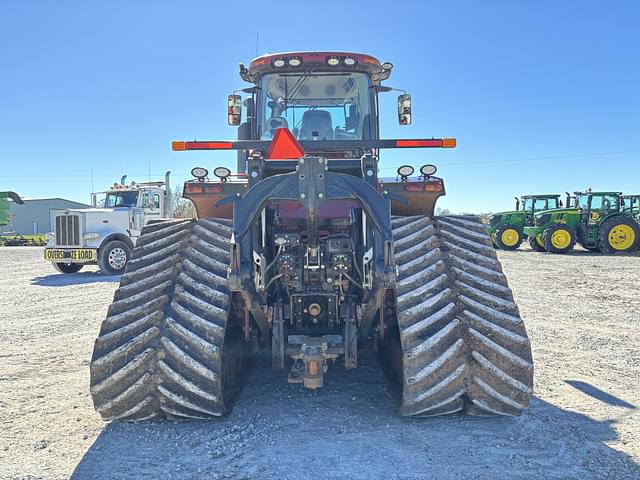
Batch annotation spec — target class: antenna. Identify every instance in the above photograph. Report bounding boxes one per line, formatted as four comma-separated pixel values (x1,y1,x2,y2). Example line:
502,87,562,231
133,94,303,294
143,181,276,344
256,32,259,57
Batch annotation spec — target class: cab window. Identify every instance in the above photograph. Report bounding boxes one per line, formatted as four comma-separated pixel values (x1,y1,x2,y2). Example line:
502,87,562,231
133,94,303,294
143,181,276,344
153,193,160,209
522,198,534,210
590,195,618,211
533,199,549,211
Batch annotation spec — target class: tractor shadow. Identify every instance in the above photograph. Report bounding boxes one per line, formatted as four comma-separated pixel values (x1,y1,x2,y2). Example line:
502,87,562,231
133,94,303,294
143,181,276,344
71,354,640,480
30,272,120,287
565,380,637,410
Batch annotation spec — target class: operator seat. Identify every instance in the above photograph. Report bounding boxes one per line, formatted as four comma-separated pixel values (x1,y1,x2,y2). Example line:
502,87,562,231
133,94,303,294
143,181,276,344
299,110,334,140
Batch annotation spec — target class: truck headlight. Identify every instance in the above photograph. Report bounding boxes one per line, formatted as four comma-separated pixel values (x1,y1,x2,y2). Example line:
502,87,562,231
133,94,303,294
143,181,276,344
83,232,101,241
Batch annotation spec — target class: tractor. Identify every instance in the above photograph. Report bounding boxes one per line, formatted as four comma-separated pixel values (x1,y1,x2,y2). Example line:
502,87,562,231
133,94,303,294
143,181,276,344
0,191,23,226
488,194,561,251
89,52,533,421
524,191,640,254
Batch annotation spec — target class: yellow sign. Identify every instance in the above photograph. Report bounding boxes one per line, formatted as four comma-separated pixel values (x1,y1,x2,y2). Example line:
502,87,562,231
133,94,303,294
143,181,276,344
44,249,96,262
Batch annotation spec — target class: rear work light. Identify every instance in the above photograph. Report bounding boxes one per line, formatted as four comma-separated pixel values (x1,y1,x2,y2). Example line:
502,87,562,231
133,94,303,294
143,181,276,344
185,185,204,194
288,57,302,67
185,184,223,194
326,56,340,66
404,183,443,193
273,59,286,68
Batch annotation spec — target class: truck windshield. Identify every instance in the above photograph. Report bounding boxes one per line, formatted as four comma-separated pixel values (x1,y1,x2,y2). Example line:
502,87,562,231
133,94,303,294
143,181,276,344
105,191,139,208
258,72,372,140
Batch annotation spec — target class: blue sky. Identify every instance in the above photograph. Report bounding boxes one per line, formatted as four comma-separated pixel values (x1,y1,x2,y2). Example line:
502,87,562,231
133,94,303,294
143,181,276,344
1,0,638,213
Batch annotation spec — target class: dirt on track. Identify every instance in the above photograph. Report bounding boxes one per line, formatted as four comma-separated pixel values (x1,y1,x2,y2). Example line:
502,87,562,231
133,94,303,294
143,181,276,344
0,246,639,480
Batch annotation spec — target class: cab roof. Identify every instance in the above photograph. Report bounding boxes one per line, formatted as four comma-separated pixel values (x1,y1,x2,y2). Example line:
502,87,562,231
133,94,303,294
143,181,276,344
244,51,387,84
520,194,560,199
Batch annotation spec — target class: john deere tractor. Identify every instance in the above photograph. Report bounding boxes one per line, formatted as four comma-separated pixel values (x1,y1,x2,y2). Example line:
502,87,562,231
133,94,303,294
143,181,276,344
488,194,561,251
89,52,533,421
524,191,640,254
0,191,23,226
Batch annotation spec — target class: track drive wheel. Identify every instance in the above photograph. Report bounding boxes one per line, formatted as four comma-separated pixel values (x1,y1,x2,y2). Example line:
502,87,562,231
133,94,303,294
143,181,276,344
90,218,247,421
495,224,522,250
388,215,533,417
542,224,576,254
597,216,639,253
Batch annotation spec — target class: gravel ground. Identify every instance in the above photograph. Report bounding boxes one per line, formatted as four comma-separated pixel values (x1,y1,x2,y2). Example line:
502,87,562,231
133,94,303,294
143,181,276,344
0,246,639,479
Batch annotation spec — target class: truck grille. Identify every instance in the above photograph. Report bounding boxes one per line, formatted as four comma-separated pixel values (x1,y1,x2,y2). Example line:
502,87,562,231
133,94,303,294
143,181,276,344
55,215,81,246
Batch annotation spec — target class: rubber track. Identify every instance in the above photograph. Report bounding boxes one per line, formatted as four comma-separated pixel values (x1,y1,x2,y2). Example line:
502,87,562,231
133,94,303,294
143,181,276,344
89,218,233,421
393,215,534,417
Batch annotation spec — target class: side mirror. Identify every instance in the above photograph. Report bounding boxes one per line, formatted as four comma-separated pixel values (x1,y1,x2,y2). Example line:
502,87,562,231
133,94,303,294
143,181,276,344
228,95,242,126
398,94,412,125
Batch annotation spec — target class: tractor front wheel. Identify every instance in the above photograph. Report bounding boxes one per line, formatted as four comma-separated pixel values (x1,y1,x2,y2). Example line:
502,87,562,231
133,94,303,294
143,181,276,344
528,236,546,252
597,217,640,254
495,225,522,250
543,225,576,254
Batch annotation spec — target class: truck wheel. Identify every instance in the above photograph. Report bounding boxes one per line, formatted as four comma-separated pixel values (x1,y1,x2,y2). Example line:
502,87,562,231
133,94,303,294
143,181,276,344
53,263,83,274
98,240,131,275
597,216,640,253
543,225,576,254
495,224,522,250
528,236,546,252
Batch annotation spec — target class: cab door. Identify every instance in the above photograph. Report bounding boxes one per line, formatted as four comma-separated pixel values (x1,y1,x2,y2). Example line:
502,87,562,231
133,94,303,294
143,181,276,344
140,189,162,224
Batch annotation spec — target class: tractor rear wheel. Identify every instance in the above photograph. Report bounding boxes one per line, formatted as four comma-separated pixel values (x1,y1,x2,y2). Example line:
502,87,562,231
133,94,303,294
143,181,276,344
528,236,546,252
387,215,533,417
597,216,640,253
495,225,522,250
543,225,576,254
90,218,247,421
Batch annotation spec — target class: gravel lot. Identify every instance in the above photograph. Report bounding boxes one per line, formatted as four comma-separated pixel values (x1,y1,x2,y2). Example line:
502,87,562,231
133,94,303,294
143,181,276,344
0,246,639,479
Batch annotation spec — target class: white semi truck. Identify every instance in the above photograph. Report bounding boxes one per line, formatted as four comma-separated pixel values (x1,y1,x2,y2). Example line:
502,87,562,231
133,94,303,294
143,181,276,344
44,172,173,274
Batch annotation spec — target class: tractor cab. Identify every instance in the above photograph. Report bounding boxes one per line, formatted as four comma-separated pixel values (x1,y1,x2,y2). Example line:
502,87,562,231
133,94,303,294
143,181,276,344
622,195,640,225
517,194,562,225
570,191,622,227
180,52,454,220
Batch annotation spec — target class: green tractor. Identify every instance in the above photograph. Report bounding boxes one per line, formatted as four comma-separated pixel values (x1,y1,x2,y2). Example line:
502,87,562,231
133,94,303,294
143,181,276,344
488,194,562,250
0,191,23,226
524,191,640,254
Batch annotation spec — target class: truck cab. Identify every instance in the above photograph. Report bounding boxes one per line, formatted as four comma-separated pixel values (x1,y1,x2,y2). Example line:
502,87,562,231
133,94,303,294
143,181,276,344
44,172,172,274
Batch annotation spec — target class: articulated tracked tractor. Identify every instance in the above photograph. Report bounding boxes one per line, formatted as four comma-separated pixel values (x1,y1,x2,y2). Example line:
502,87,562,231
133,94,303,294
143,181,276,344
90,52,534,420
